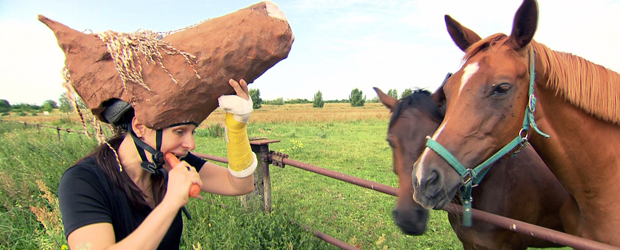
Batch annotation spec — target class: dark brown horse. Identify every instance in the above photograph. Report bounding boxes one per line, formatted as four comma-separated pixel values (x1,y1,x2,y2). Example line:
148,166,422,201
412,0,620,246
376,86,567,249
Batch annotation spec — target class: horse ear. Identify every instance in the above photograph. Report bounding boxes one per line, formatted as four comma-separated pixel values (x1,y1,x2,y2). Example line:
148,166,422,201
445,15,481,52
430,85,446,107
507,0,539,50
374,87,399,111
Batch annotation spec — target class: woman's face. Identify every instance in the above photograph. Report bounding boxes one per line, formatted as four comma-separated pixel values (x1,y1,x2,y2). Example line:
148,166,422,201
142,124,197,166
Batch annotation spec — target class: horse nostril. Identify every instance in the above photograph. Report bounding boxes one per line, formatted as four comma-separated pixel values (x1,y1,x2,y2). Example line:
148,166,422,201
422,170,440,189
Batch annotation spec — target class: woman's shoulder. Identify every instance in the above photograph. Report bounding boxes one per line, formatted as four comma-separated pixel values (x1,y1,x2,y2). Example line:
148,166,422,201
63,156,102,177
60,156,111,189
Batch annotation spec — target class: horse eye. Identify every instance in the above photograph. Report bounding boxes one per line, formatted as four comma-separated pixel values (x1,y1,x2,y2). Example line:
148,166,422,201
491,83,511,96
386,139,395,148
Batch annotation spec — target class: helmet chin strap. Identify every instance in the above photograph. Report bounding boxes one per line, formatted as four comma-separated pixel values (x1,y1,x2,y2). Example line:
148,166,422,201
126,125,194,220
128,126,167,177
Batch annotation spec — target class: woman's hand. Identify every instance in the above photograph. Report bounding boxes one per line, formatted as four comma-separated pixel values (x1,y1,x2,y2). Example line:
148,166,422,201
163,161,203,208
229,79,250,100
218,79,253,124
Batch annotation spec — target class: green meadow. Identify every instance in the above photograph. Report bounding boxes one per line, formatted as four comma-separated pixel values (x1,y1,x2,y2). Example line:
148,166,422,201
0,104,569,249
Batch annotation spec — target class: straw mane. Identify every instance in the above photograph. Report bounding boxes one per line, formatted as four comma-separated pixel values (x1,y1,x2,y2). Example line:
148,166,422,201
96,30,201,91
463,34,620,125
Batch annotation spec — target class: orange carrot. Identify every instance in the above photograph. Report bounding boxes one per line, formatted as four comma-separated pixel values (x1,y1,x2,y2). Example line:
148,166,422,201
165,152,200,197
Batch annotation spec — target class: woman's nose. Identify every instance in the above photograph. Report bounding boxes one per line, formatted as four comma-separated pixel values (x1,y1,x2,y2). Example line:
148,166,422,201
183,135,196,151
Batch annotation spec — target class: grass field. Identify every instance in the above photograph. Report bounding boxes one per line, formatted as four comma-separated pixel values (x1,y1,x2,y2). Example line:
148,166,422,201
0,103,569,249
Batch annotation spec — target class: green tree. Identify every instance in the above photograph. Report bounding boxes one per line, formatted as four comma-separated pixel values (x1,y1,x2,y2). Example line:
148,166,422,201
0,99,10,113
42,103,53,112
43,99,58,109
387,89,398,99
349,88,365,107
273,97,284,105
58,93,74,113
369,96,380,103
42,100,58,112
284,98,310,104
313,91,324,108
401,88,413,99
0,99,10,108
249,89,262,109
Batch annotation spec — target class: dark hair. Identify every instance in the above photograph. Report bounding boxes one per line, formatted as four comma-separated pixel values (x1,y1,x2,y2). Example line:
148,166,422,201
77,123,167,211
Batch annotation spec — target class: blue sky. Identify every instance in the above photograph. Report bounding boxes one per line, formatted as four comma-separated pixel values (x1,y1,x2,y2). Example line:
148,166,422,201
1,0,619,105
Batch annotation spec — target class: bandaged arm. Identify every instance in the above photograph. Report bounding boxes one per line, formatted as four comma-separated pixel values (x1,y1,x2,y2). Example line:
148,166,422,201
218,95,257,178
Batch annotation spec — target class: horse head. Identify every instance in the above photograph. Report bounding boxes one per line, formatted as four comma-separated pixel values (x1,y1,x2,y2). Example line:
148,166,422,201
375,84,446,235
412,0,539,210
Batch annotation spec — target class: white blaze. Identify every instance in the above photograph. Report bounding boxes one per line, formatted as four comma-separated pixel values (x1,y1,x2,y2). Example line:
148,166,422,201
459,62,479,96
415,117,449,183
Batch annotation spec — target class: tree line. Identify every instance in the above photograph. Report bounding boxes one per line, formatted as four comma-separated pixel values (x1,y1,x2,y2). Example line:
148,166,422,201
248,88,414,109
1,87,416,116
0,93,84,117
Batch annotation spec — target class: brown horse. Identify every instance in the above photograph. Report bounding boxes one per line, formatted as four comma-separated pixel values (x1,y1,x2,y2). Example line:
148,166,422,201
412,0,620,246
376,86,567,249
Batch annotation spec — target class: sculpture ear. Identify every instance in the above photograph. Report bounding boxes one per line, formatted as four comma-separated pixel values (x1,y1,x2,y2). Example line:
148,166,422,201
507,0,539,51
374,87,399,111
445,15,482,52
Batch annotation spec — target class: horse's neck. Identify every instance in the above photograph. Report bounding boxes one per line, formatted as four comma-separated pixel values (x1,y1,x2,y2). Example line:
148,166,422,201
531,82,620,200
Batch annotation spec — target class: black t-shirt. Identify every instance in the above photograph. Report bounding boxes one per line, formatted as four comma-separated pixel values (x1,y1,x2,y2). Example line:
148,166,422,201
58,152,206,250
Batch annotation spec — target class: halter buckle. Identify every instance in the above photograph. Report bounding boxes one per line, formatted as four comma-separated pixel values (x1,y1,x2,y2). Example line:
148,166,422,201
461,170,474,186
518,128,530,142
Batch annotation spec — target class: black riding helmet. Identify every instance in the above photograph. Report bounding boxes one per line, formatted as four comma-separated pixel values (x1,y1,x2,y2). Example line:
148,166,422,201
102,99,166,176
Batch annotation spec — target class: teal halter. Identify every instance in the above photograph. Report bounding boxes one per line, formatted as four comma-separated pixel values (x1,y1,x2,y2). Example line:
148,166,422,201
425,48,549,226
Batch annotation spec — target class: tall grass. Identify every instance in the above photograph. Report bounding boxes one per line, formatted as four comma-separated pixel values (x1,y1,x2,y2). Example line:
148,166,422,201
0,104,570,250
0,121,94,249
0,120,329,249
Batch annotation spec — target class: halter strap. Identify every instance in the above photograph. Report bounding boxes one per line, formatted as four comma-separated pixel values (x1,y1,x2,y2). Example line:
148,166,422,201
127,126,194,220
425,47,549,226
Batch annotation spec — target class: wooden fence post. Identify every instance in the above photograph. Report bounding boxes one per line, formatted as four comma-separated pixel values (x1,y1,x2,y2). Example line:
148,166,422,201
56,127,61,142
246,139,280,213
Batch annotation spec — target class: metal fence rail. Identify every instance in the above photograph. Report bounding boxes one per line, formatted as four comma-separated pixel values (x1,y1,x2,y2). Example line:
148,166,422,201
199,139,620,250
0,120,87,141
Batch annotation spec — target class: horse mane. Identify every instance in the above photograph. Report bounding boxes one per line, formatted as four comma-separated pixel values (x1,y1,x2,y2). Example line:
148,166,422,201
531,41,620,125
463,34,620,125
389,89,444,129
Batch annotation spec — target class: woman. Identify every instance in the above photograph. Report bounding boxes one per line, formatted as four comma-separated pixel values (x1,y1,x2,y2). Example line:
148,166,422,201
58,79,257,250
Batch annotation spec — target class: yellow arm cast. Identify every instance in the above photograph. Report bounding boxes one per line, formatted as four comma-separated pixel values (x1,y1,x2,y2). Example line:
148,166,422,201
225,113,257,178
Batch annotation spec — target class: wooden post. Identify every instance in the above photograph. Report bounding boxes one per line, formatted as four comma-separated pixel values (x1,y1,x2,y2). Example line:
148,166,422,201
248,139,279,213
263,158,271,213
57,127,61,142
